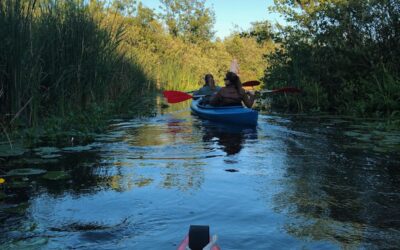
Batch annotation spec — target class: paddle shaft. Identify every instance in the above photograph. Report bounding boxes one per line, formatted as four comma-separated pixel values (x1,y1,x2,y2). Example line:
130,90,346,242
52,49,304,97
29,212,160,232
186,80,260,93
163,87,300,104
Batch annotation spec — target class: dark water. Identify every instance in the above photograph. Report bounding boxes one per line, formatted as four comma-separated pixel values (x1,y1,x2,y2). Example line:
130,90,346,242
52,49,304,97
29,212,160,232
1,102,400,249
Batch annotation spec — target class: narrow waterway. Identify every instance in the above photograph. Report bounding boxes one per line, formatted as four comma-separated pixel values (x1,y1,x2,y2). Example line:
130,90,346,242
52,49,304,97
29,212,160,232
1,101,399,249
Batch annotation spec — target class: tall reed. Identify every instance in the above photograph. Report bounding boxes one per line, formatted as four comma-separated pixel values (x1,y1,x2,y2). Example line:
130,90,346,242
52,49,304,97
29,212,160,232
0,0,153,130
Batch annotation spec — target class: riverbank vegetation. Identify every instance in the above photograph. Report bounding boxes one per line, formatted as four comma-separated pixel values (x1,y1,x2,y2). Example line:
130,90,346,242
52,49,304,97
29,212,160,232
1,0,398,149
0,0,156,145
0,0,271,147
262,0,400,118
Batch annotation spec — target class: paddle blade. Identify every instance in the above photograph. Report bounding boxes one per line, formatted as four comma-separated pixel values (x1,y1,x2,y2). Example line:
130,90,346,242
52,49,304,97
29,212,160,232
242,80,261,87
163,91,193,103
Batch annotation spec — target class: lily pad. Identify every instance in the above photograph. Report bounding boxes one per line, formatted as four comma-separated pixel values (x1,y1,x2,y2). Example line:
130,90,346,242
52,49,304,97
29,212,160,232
6,168,47,176
356,134,373,142
8,158,59,165
0,192,6,200
4,202,29,214
62,145,93,152
42,171,71,180
330,119,349,124
343,131,364,137
34,147,61,156
4,237,48,249
9,180,31,188
380,136,400,146
372,146,391,153
40,154,62,159
0,144,26,157
342,143,371,150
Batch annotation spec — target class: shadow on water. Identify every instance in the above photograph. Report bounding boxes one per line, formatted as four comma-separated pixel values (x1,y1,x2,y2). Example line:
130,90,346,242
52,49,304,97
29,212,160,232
0,96,161,248
194,119,258,156
0,149,118,248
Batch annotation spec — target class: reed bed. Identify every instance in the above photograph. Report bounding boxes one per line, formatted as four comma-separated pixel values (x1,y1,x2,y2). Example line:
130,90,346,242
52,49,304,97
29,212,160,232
0,0,153,130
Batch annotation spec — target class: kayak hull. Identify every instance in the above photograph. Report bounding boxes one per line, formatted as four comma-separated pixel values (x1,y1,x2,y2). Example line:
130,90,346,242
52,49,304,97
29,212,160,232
190,98,258,126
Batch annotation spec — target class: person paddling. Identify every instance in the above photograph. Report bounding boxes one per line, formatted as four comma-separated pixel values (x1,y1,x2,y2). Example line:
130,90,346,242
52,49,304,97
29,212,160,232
193,74,221,96
209,71,255,108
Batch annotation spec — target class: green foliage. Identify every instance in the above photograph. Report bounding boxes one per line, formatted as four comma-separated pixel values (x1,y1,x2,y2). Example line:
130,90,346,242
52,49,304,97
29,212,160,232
111,0,137,15
224,35,273,82
159,0,215,43
114,4,272,91
0,0,277,143
240,21,275,44
264,0,400,117
336,67,400,117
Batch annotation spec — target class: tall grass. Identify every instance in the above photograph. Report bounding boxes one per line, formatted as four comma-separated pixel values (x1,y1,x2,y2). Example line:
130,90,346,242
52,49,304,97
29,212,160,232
117,7,270,93
124,34,232,92
336,66,400,117
0,0,153,130
0,0,34,125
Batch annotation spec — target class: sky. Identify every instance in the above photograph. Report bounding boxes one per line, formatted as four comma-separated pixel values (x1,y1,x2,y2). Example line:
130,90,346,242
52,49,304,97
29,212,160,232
140,0,283,39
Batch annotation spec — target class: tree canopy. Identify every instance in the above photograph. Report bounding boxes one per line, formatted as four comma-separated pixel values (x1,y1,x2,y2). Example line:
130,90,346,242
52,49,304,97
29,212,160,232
159,0,216,43
264,0,400,115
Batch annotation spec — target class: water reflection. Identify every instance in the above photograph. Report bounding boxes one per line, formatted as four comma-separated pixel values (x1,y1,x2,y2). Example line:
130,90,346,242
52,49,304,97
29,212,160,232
0,150,116,247
267,116,400,248
1,106,400,249
96,113,207,193
195,120,257,156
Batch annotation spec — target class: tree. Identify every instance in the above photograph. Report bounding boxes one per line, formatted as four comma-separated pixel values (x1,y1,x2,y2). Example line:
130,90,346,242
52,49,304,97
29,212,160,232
240,20,274,44
159,0,215,43
264,0,400,114
112,0,137,16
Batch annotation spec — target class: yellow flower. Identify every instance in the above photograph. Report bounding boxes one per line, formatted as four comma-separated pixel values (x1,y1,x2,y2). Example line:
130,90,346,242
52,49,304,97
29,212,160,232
0,178,5,184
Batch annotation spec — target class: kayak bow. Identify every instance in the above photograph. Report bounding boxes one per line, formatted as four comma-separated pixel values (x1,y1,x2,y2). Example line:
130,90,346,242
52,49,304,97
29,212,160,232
178,225,220,250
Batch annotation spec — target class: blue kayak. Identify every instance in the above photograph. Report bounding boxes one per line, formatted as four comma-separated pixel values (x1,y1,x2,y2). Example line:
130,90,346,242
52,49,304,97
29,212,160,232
190,98,258,126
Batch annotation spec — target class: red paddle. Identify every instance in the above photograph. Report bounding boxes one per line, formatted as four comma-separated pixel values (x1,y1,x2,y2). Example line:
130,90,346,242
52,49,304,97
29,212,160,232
163,81,260,103
187,80,260,92
163,87,301,104
163,91,194,103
